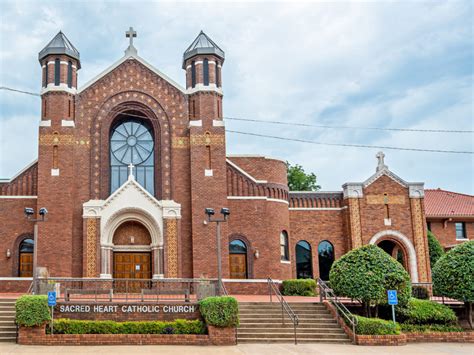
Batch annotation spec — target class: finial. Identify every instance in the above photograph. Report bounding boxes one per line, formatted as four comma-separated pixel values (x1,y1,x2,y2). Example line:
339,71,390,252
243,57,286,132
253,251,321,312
128,163,135,180
376,151,388,172
125,27,138,56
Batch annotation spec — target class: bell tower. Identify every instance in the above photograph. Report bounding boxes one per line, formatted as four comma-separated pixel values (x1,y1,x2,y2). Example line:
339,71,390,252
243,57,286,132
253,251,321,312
183,31,229,278
36,31,81,276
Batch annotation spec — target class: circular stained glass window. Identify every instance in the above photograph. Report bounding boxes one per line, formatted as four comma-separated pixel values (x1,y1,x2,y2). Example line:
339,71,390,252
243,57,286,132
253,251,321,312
110,121,154,165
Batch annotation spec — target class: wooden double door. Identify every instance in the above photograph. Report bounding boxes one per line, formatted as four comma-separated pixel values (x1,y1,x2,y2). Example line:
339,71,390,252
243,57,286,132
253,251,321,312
113,253,152,292
229,254,247,279
19,253,33,277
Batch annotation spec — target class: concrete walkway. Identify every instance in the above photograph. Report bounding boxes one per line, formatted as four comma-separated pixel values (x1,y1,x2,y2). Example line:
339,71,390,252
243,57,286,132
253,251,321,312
0,343,473,355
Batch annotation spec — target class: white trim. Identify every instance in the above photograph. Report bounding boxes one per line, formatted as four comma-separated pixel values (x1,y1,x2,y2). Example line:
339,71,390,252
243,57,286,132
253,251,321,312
280,260,291,264
208,61,216,65
188,120,202,127
213,120,225,127
41,83,77,95
39,120,51,127
51,168,60,176
222,278,282,283
186,65,191,70
205,169,213,177
289,207,347,211
61,120,75,127
290,190,342,194
226,154,287,165
186,83,223,95
363,168,408,188
227,196,288,205
194,60,203,65
0,196,37,199
369,230,419,282
0,277,33,281
78,54,186,94
113,245,152,252
225,159,267,184
1,159,38,182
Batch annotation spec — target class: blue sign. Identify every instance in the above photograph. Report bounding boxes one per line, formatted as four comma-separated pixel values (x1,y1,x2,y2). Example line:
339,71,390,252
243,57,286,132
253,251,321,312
47,291,57,307
387,290,398,305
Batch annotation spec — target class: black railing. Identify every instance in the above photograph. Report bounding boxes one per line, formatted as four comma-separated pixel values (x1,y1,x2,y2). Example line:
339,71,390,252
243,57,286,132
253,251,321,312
318,278,357,341
267,278,299,345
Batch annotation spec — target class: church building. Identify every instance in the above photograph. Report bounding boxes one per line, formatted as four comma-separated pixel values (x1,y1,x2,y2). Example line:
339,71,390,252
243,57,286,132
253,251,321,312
0,29,471,289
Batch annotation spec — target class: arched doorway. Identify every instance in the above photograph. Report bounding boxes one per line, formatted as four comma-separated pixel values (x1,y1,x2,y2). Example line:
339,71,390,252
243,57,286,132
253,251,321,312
229,239,247,279
112,221,152,281
377,239,407,270
318,241,334,281
19,238,34,277
296,240,313,279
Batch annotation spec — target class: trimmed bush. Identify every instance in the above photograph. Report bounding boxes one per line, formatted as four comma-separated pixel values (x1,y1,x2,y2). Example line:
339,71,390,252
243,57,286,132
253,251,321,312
199,296,239,327
15,295,51,327
329,244,411,315
354,315,400,335
397,298,457,325
427,231,444,269
432,241,474,329
49,318,206,335
282,279,316,296
400,323,464,333
412,285,429,300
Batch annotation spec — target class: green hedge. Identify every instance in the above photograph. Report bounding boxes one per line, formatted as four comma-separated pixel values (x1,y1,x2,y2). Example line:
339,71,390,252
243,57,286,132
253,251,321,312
412,286,430,300
49,319,206,334
400,323,464,333
282,279,317,296
354,315,400,335
15,295,51,327
199,296,239,327
397,298,457,325
427,231,444,269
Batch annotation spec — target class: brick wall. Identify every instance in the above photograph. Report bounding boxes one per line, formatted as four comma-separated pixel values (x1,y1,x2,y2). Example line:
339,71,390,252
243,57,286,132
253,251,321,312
427,220,473,249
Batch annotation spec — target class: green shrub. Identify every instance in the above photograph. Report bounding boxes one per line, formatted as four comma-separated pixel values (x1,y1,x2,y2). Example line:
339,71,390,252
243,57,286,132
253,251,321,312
427,231,444,269
49,319,206,335
432,241,474,329
354,315,400,335
412,286,430,300
282,279,316,296
329,244,411,315
397,298,457,325
199,296,239,327
400,323,464,333
15,295,51,327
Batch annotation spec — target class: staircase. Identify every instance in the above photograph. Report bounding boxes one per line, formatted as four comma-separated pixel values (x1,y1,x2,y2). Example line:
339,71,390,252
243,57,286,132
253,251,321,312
0,299,17,342
238,302,350,344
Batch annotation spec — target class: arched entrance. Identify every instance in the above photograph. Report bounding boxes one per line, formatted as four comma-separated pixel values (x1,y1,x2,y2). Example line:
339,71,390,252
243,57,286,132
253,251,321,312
229,239,247,279
377,239,407,270
112,221,152,280
296,240,313,279
318,240,334,281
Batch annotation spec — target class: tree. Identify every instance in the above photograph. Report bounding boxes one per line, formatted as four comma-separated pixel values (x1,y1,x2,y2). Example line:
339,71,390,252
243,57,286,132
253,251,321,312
286,162,321,191
427,230,444,269
432,241,474,329
329,244,411,317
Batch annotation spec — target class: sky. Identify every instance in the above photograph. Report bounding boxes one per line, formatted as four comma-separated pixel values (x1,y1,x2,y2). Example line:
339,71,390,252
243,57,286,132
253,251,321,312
0,0,473,194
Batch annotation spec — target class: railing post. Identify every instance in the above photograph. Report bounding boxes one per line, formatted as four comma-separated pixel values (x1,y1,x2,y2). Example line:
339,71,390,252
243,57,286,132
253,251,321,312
294,322,297,345
281,302,284,325
319,283,323,303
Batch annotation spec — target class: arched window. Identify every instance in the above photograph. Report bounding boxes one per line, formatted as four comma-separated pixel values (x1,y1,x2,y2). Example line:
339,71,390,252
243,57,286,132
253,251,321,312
295,240,313,279
280,231,289,261
318,240,334,281
229,239,247,279
54,58,60,86
67,61,73,88
203,58,209,86
191,61,196,88
110,119,154,195
215,61,220,87
19,238,34,277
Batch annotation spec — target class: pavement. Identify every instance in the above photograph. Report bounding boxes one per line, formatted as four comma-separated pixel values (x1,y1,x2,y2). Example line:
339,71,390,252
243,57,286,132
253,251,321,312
0,343,473,355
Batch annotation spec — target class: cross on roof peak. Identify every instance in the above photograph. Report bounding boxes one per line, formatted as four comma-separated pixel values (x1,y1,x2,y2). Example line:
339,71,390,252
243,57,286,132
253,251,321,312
124,27,138,56
376,151,388,172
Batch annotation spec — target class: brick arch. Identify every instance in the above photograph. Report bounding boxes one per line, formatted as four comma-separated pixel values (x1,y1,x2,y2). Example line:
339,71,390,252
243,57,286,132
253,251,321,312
228,234,254,279
89,92,173,201
11,233,34,277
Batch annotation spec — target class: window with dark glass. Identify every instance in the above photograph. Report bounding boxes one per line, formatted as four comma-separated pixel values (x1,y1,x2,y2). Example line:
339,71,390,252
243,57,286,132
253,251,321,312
19,238,34,277
280,231,289,261
427,222,432,232
455,222,467,239
318,240,334,281
67,61,73,88
215,61,220,87
44,61,48,87
54,58,60,86
229,239,248,279
296,240,313,279
110,119,154,195
191,61,196,88
203,58,209,86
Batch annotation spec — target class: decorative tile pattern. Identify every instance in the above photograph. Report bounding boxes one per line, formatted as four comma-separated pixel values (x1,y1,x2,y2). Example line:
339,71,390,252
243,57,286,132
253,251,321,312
166,219,178,278
172,134,225,149
410,198,429,282
349,199,363,248
86,218,97,277
366,195,405,205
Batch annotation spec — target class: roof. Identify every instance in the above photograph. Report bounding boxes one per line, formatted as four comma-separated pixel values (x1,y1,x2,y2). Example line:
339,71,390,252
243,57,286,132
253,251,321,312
38,31,80,66
424,189,474,217
182,31,225,67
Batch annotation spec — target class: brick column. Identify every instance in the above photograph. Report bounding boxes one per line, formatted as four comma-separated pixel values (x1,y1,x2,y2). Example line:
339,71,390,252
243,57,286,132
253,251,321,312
409,193,431,283
83,217,100,277
343,183,364,250
164,218,180,278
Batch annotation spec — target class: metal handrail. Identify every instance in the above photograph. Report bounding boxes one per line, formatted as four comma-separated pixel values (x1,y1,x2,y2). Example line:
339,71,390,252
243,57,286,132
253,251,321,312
318,279,358,339
267,278,299,345
220,280,228,296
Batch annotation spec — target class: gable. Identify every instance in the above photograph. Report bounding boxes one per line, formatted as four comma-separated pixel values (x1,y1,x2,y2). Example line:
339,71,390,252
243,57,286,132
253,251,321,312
364,174,409,196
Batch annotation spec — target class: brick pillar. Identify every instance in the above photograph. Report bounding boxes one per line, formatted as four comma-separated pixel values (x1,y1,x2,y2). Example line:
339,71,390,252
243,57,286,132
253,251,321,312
164,218,180,278
343,183,364,250
83,217,100,277
410,197,431,282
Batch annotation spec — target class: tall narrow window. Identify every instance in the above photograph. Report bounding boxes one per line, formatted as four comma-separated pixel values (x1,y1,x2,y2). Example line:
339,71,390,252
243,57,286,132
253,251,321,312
110,118,155,195
68,100,71,117
455,222,467,240
217,100,220,118
203,58,209,86
296,240,313,279
215,61,220,87
192,100,196,118
206,145,212,170
53,145,58,169
318,241,334,281
67,61,73,88
280,231,289,261
43,99,47,118
54,58,60,86
43,61,48,87
191,61,196,88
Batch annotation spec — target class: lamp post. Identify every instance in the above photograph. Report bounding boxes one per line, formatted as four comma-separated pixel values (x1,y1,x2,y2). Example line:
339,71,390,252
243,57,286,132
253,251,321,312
24,207,48,294
205,207,230,296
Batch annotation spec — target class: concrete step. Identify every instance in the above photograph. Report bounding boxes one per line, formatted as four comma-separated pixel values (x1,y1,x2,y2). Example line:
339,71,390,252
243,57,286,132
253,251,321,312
0,336,16,343
239,311,330,316
238,322,340,328
239,319,337,325
239,315,334,320
237,338,351,344
239,327,345,334
0,316,15,321
237,332,349,339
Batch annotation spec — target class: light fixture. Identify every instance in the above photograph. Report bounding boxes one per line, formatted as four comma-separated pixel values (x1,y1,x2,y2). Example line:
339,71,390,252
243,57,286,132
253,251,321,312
254,248,260,259
6,249,11,258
